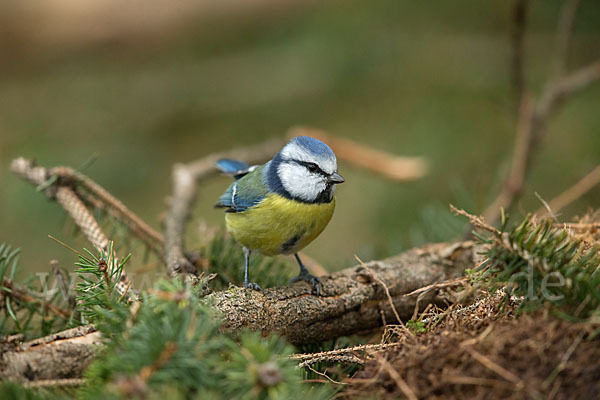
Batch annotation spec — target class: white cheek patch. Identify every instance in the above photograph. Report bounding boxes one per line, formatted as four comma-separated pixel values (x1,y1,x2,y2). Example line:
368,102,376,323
281,142,337,175
278,163,326,202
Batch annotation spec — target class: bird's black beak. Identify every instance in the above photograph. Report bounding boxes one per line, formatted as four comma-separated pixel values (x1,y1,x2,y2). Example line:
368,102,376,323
328,172,345,184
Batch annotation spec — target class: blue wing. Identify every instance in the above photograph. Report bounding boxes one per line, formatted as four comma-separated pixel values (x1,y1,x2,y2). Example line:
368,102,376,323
215,165,269,212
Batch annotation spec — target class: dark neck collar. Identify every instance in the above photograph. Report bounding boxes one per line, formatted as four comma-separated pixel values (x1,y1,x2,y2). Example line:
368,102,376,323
265,153,334,204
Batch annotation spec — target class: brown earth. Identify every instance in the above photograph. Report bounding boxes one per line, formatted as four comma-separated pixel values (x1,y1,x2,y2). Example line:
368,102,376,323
345,294,600,399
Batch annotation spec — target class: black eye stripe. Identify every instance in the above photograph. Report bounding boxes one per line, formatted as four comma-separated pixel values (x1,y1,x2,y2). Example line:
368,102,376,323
294,160,327,176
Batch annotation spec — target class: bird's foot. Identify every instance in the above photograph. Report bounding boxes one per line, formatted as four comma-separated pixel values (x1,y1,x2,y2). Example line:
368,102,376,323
243,281,263,292
290,272,322,296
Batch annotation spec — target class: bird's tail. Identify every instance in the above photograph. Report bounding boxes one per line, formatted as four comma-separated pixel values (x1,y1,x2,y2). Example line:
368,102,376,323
216,158,253,179
216,159,249,173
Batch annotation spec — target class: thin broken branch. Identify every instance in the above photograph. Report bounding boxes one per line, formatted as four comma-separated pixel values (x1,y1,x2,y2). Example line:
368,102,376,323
292,343,398,368
536,60,600,125
536,164,600,217
51,166,165,258
10,158,137,298
452,204,500,235
1,278,72,319
11,158,110,251
376,354,418,400
23,379,86,389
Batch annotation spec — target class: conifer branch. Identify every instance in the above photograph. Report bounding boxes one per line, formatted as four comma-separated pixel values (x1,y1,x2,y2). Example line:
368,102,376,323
10,158,137,299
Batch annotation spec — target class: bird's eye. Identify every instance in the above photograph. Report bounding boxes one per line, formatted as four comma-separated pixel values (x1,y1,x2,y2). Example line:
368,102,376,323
306,163,319,173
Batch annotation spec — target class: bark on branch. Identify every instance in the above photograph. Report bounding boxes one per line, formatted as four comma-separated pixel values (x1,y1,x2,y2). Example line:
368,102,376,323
0,325,101,382
1,240,478,382
210,241,477,344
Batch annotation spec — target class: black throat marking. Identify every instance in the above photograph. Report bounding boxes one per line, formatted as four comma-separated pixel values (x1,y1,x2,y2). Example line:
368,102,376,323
265,153,334,204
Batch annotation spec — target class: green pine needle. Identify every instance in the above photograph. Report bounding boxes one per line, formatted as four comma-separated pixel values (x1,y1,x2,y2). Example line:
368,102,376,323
480,215,600,320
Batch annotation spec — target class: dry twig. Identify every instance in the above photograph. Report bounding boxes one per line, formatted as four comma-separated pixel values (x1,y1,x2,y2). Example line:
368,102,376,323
554,222,600,230
510,0,528,104
376,354,418,400
451,204,500,235
536,164,600,217
461,346,522,386
292,343,399,368
305,365,347,385
1,278,72,319
542,330,585,390
483,0,600,226
23,378,86,389
51,166,165,257
10,158,136,298
403,276,468,298
354,255,405,330
552,0,580,80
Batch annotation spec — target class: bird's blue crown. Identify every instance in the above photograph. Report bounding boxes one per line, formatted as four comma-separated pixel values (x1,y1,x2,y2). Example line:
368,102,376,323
289,136,336,160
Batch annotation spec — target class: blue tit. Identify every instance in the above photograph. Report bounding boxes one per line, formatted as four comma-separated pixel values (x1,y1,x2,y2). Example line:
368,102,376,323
215,136,344,295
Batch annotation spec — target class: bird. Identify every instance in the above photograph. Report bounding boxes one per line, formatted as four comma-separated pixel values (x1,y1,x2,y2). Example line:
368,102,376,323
215,136,344,295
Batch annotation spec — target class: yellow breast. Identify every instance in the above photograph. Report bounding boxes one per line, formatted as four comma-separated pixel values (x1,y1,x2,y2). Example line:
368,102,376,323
225,193,335,256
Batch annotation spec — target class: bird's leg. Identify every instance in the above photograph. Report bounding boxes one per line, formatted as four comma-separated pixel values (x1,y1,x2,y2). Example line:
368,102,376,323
242,247,262,291
290,253,322,296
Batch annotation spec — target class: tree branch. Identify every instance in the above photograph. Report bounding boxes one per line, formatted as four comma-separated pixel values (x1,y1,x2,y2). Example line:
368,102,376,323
481,0,600,227
10,158,138,298
210,240,477,344
0,325,101,382
0,240,478,382
510,0,528,105
551,0,580,80
536,164,600,217
1,278,72,319
51,166,165,258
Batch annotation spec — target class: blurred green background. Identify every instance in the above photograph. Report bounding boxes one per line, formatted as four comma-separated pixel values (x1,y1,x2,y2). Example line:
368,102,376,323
1,0,599,277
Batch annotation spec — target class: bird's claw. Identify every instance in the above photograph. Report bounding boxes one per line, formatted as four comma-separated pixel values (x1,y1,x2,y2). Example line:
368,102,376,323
290,272,322,296
243,282,263,292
